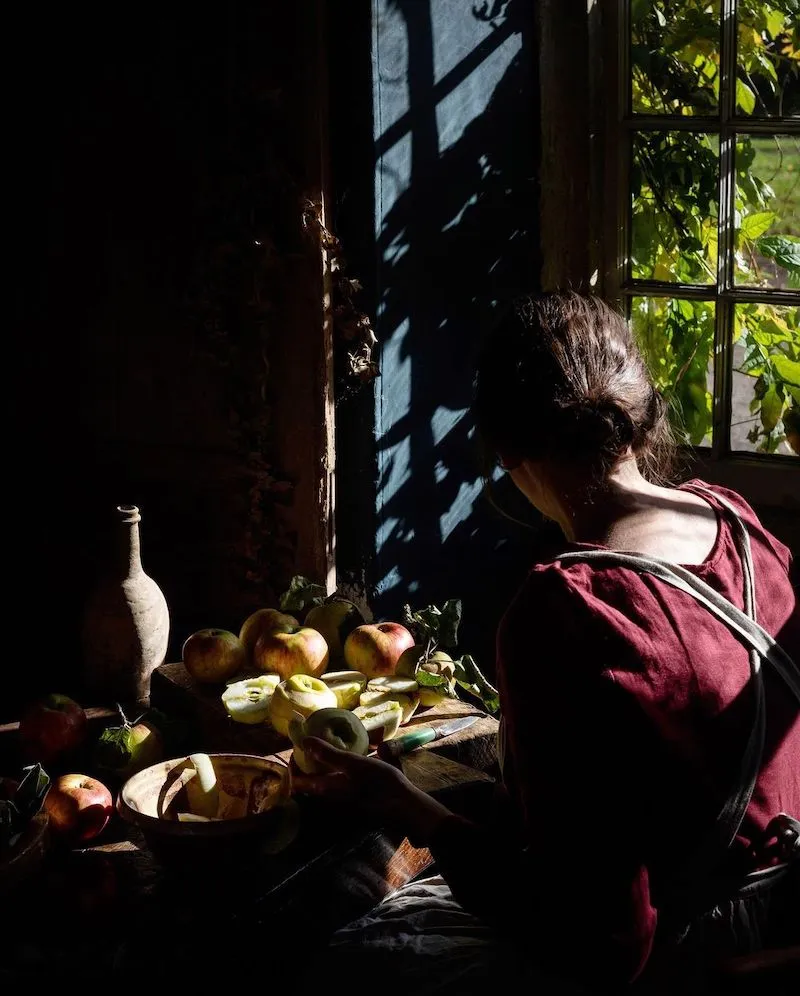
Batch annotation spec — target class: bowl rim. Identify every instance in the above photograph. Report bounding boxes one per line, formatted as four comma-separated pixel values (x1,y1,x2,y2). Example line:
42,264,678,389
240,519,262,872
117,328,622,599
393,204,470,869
117,752,291,837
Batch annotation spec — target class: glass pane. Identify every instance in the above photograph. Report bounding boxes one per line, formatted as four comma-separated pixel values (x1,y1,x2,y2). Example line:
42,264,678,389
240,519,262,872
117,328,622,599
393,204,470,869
630,0,720,115
731,302,800,456
736,2,800,117
734,134,800,288
631,296,715,447
631,132,719,283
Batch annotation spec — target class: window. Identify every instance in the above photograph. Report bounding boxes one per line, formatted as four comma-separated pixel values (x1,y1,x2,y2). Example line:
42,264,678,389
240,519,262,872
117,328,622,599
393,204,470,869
603,0,799,470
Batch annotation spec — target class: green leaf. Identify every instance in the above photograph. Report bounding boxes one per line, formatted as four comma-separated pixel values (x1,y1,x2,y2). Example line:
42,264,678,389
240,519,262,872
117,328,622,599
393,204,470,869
772,356,800,388
279,575,327,613
757,236,800,275
740,211,776,240
760,384,783,433
736,78,756,115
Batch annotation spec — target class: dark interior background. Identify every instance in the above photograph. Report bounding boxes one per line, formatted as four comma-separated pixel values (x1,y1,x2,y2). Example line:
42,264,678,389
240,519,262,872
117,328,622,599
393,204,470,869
5,1,797,723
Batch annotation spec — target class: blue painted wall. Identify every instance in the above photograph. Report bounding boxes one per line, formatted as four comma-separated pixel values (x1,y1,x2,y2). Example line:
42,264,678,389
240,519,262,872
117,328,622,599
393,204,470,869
367,0,543,671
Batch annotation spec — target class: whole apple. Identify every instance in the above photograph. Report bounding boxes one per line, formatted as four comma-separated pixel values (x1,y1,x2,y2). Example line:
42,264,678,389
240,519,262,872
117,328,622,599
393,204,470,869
303,599,365,661
182,628,246,684
239,608,300,662
18,693,89,766
44,773,114,843
343,622,415,679
253,624,329,681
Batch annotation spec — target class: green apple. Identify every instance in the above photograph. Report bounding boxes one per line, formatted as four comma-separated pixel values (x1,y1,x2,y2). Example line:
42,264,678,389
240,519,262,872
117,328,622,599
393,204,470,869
303,599,365,661
222,674,281,724
268,674,337,736
288,707,369,774
395,646,457,707
94,708,165,780
321,670,368,709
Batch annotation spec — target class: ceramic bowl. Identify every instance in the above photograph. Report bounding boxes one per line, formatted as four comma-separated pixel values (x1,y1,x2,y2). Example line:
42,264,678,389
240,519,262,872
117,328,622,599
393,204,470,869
117,753,299,874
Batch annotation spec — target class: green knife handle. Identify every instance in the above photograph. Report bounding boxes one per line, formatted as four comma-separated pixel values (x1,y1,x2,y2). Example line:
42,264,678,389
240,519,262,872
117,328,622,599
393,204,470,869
377,726,437,763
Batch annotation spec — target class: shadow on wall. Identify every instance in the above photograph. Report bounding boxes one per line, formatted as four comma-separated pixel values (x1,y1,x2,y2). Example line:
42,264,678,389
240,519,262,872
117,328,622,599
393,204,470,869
369,0,549,673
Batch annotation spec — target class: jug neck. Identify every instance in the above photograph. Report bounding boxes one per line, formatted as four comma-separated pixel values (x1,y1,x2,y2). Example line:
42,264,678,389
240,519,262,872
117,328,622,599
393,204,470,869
117,504,143,577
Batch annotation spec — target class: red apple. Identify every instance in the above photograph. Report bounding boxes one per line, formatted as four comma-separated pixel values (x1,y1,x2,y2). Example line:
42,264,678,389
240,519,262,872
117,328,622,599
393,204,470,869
18,693,89,765
182,628,246,684
253,623,329,680
343,622,415,679
239,608,300,663
44,773,114,843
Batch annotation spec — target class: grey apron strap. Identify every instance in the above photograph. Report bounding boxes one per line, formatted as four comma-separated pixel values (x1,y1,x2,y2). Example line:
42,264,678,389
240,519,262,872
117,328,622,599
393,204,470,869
555,488,800,861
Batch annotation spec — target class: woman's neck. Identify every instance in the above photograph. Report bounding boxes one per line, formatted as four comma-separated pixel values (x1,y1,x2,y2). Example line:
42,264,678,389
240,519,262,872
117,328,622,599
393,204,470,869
526,456,663,543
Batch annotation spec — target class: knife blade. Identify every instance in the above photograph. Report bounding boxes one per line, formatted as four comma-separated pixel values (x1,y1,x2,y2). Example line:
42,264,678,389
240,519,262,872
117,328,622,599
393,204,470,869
376,715,480,763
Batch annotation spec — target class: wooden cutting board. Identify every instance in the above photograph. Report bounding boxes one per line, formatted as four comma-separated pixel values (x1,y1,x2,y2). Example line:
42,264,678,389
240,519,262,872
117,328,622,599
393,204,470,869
150,661,500,773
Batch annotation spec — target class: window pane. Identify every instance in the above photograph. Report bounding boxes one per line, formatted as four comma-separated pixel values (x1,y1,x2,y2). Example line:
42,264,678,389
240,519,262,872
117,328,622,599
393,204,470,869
736,2,800,118
630,0,720,115
734,134,800,288
731,302,800,456
631,296,715,447
631,132,719,283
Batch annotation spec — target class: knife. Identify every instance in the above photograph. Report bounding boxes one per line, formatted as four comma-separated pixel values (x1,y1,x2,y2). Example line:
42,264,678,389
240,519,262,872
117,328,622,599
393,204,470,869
376,715,480,763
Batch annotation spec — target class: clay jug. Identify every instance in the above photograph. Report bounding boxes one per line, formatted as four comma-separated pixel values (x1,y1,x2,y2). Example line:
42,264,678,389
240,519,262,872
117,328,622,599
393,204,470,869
82,504,170,708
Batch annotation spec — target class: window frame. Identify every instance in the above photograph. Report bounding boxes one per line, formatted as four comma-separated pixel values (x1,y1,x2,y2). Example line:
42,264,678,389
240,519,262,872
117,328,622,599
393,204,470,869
597,0,800,507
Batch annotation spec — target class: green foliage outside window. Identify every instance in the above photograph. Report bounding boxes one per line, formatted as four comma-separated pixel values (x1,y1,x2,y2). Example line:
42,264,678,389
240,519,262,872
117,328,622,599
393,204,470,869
629,0,800,455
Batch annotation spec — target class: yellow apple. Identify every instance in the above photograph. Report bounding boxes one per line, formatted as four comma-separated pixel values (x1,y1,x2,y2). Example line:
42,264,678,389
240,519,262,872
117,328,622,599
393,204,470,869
182,628,247,684
239,608,300,663
321,670,368,709
288,707,369,774
343,622,415,679
268,674,337,736
303,599,365,661
253,623,329,681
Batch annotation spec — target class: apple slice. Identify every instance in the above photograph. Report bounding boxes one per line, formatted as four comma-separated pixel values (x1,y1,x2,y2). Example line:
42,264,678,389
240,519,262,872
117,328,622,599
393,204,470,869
358,688,419,725
366,676,419,695
321,670,368,709
222,674,281,724
177,812,219,823
185,753,219,819
353,701,403,744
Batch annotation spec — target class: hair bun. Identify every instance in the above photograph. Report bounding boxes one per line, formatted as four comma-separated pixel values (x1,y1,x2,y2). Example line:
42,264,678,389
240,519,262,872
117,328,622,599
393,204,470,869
566,399,634,451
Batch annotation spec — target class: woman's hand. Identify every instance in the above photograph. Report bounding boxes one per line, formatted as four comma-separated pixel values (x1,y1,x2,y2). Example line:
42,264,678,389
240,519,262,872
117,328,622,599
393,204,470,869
290,737,454,844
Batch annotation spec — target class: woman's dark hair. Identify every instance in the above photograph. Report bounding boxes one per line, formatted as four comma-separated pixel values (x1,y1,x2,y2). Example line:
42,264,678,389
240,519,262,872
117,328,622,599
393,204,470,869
472,290,677,485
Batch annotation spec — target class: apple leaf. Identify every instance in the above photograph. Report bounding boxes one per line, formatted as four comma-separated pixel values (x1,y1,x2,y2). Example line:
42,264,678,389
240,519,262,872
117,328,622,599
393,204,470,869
0,763,50,853
401,598,462,647
279,575,327,614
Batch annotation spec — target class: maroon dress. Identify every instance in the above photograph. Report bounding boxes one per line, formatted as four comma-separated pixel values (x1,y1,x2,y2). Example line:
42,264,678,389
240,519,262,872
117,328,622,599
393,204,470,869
428,480,800,988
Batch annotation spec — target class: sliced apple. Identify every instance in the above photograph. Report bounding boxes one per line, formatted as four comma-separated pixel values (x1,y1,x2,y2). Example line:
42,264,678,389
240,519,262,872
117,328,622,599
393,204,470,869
221,674,281,724
366,676,419,695
358,688,419,725
177,812,219,823
321,670,368,710
185,753,219,819
353,700,403,744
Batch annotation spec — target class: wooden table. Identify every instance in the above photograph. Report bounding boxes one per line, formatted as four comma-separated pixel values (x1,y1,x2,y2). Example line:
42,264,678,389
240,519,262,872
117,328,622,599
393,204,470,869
0,678,499,985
